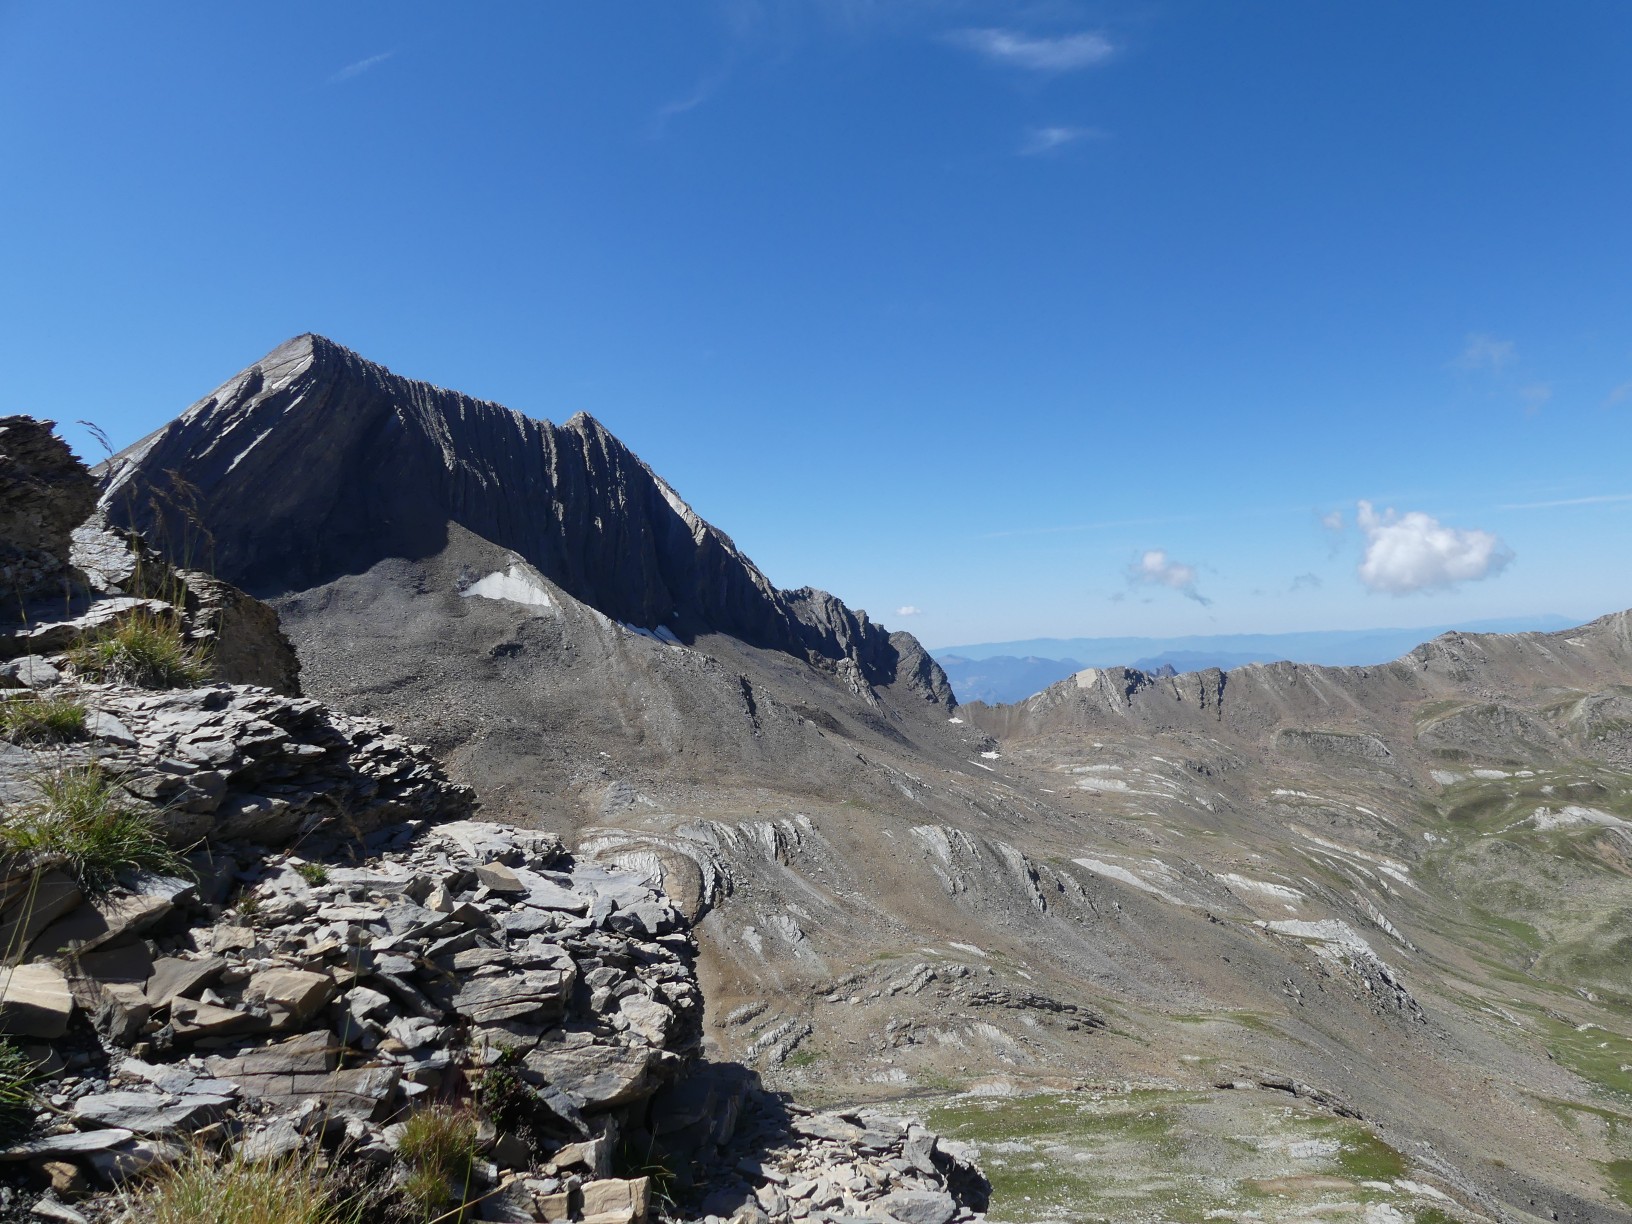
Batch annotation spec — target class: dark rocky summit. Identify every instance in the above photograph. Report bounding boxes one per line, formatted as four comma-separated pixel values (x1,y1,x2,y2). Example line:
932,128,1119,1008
101,335,950,704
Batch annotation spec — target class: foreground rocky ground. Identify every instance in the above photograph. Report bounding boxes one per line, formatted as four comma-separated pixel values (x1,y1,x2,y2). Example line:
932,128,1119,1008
0,416,988,1223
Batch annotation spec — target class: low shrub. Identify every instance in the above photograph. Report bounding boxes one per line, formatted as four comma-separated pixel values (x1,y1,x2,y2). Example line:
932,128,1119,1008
0,693,87,743
1,763,186,894
120,1145,368,1224
295,861,330,887
67,611,210,689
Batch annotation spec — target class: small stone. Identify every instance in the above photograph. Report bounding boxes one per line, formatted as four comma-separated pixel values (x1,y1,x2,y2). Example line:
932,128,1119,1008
475,862,528,894
40,1161,87,1197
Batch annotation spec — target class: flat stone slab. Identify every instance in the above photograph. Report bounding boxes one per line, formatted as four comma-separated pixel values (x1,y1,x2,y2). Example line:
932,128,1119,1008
72,1090,232,1135
0,1128,134,1160
435,968,572,1025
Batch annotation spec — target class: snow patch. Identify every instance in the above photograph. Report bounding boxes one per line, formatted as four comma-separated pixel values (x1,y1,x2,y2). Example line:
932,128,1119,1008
462,565,554,609
1531,805,1631,831
1219,873,1305,902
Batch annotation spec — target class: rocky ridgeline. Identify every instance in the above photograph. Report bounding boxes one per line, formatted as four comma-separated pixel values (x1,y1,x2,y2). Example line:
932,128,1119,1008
0,418,987,1223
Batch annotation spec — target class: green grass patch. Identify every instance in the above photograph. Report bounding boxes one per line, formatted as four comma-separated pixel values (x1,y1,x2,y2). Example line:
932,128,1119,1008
1,762,186,895
1603,1158,1632,1210
68,610,210,688
0,1039,39,1130
1331,1124,1408,1181
0,693,87,744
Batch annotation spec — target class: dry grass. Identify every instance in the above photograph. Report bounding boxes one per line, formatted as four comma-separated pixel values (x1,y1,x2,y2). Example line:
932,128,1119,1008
67,611,210,688
120,1146,366,1224
1,762,186,894
396,1104,480,1220
0,693,86,743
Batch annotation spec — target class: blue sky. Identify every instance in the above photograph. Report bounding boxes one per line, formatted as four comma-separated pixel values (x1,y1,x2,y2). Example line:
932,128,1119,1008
2,2,1629,646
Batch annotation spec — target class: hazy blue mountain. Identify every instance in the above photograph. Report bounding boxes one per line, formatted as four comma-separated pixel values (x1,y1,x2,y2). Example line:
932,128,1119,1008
935,616,1581,704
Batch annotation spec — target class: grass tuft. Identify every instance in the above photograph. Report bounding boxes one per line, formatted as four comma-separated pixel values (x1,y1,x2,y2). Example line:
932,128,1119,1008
68,611,210,689
396,1104,479,1220
120,1145,368,1224
1,763,187,895
0,1039,39,1129
0,693,87,744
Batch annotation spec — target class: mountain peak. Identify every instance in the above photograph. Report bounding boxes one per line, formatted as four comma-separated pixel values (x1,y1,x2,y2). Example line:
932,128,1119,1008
101,338,953,707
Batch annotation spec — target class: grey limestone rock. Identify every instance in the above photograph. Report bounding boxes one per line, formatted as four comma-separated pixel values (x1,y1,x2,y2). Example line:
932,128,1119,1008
0,416,96,606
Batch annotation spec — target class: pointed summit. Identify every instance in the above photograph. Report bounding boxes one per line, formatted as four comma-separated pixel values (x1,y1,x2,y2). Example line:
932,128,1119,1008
102,337,953,705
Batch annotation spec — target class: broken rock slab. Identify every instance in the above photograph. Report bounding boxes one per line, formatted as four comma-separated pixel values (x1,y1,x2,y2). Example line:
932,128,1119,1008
72,1090,232,1136
0,961,73,1038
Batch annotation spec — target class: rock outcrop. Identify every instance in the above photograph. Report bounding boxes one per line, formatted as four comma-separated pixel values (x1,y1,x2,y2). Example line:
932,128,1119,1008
0,417,97,607
97,335,952,706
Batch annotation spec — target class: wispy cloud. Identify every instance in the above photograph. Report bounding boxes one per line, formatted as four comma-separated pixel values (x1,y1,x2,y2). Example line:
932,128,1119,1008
1500,492,1632,510
1455,333,1516,372
1518,382,1552,414
651,72,728,137
1018,125,1101,155
329,50,396,85
1128,549,1211,606
1290,572,1322,592
1355,501,1512,594
1604,380,1632,408
896,605,924,617
947,28,1114,72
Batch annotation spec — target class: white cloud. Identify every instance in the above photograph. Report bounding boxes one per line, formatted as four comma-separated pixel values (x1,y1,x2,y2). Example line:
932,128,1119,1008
329,50,396,84
948,28,1114,71
1018,125,1100,155
1320,509,1344,532
1128,549,1211,606
896,605,923,617
1355,501,1512,595
1456,333,1516,372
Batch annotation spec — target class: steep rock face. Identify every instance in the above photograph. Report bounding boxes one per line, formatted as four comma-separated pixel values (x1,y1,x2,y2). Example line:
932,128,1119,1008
100,335,951,704
0,416,97,604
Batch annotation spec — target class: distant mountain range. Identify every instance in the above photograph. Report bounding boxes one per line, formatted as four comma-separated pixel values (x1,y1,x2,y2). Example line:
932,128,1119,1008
933,616,1582,704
